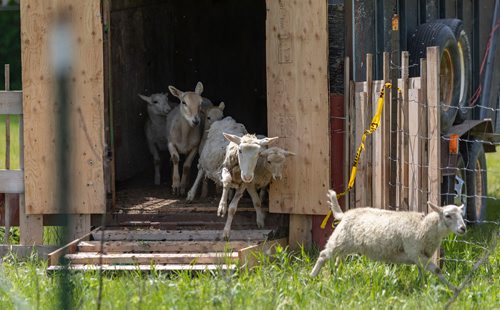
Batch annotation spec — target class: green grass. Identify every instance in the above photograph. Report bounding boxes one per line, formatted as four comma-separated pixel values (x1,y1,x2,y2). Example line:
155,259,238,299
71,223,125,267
0,227,498,309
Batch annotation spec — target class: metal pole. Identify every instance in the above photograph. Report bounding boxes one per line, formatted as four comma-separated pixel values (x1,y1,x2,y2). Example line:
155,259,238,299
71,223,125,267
51,14,74,310
389,10,400,210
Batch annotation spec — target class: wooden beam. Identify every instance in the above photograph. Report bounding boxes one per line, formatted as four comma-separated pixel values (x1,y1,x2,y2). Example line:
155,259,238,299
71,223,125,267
343,57,351,208
65,252,239,265
372,80,385,209
288,214,312,250
365,54,373,207
68,214,91,241
354,91,368,208
0,170,24,193
420,58,429,213
19,194,43,246
47,264,237,272
48,227,101,266
0,91,23,115
408,88,422,212
92,229,275,242
426,47,441,209
78,240,258,253
238,238,287,268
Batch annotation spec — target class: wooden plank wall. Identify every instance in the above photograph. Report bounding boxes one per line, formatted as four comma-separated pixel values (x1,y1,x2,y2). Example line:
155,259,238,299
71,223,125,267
266,0,330,216
348,49,440,213
21,0,106,215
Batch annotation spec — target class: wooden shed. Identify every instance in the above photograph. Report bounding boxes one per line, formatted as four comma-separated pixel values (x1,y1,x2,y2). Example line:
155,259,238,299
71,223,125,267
12,0,335,259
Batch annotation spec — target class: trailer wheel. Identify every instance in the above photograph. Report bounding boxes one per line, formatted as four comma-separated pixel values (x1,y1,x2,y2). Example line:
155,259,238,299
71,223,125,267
408,22,461,133
437,19,473,124
462,141,488,223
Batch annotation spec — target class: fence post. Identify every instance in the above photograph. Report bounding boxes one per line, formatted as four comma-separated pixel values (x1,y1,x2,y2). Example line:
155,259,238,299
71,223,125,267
4,64,11,244
426,47,441,208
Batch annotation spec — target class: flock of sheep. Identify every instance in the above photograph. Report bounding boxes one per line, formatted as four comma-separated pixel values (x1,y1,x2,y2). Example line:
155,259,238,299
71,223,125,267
139,82,294,239
139,82,467,291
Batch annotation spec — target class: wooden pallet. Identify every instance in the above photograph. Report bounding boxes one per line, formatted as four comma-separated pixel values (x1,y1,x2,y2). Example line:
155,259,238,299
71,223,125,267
47,226,286,272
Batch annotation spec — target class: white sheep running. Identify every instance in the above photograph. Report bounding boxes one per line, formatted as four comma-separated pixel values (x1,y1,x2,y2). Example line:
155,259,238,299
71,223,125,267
219,146,294,238
310,190,466,292
138,93,175,185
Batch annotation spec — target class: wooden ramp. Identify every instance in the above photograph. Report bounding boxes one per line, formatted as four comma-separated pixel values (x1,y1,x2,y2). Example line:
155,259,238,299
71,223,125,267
47,225,286,272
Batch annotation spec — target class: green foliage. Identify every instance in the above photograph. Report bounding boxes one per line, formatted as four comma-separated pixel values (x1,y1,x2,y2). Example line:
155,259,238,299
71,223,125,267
0,4,21,90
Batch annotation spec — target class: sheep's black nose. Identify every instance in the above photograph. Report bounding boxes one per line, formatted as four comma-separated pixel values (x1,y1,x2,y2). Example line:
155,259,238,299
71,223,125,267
458,226,466,234
193,119,200,126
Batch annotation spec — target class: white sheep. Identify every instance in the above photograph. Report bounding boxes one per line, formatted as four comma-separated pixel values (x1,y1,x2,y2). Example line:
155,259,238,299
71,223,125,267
310,190,466,291
186,116,247,202
219,146,295,239
166,82,205,195
138,93,175,185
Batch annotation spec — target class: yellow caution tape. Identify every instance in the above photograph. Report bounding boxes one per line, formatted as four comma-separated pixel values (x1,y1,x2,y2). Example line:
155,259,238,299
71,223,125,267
321,82,401,229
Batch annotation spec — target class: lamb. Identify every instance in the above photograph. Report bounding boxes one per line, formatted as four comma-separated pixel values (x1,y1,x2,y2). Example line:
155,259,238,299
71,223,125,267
218,146,295,239
138,93,175,185
310,190,466,291
186,116,247,202
166,82,205,195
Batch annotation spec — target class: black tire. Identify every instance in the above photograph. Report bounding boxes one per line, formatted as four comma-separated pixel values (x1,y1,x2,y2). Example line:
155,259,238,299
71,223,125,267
436,19,473,123
462,141,487,223
408,22,461,133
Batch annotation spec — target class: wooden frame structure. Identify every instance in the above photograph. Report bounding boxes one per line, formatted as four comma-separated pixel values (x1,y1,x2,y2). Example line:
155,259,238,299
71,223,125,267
347,47,441,212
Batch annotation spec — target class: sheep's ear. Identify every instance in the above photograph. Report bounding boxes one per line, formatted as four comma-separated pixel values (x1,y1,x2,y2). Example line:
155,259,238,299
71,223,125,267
138,94,151,103
195,82,204,95
459,204,465,213
257,136,279,146
259,148,273,157
284,151,296,157
168,86,183,98
427,201,443,213
223,132,241,145
218,102,225,111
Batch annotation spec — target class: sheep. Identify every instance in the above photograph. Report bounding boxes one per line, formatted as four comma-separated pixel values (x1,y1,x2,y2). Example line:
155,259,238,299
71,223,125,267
166,82,205,195
310,190,466,291
138,93,175,185
219,146,295,239
186,116,247,202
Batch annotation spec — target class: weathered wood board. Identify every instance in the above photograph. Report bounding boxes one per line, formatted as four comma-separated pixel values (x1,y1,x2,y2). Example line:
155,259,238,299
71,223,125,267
266,0,330,215
20,0,106,214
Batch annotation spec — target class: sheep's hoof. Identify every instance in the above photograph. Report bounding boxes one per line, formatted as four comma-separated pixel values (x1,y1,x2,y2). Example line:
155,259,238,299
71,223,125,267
172,186,180,196
256,220,265,229
180,187,186,196
217,205,227,217
186,191,195,203
222,230,230,240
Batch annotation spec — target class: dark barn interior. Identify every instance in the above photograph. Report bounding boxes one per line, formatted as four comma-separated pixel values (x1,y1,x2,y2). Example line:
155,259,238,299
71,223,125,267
108,0,267,207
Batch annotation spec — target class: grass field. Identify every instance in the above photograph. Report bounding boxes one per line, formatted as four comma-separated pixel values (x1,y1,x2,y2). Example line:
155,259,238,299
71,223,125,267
0,118,499,309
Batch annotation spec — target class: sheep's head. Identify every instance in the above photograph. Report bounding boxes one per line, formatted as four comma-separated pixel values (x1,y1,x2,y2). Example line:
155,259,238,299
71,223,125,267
260,147,295,180
138,93,171,115
223,133,279,183
204,102,225,130
168,82,204,127
428,202,466,235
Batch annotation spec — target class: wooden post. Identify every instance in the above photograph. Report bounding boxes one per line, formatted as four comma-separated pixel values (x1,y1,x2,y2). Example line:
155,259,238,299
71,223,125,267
68,214,92,241
354,91,368,208
348,80,355,210
365,54,373,207
344,57,350,209
372,80,384,209
288,214,312,250
401,51,410,210
4,64,11,244
382,52,391,209
408,88,422,212
426,47,441,210
419,58,429,213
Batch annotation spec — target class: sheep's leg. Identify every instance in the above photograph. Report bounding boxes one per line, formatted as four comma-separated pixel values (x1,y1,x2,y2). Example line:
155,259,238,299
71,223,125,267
310,245,336,277
200,179,209,198
186,164,204,202
218,167,232,217
222,185,246,240
247,185,265,228
416,254,458,292
148,141,161,185
259,188,267,203
179,147,197,195
168,142,180,195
